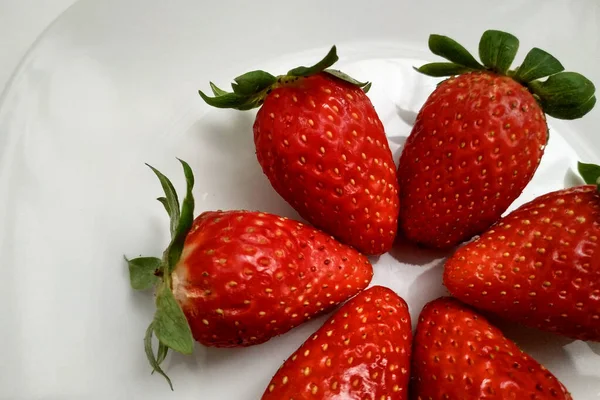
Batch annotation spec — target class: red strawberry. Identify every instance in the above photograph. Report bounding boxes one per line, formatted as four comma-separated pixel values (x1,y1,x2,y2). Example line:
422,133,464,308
175,209,373,347
398,30,596,249
411,297,572,400
444,180,600,341
126,160,373,388
199,47,399,255
262,286,412,400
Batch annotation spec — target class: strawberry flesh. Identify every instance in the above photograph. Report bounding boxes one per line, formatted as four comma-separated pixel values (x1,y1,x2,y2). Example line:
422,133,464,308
412,297,572,399
262,285,412,399
171,210,373,347
255,73,399,255
398,72,547,249
445,185,600,341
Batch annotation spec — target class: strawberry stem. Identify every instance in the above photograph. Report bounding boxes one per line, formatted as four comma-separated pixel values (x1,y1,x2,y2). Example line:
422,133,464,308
128,160,198,389
198,45,371,111
416,30,596,120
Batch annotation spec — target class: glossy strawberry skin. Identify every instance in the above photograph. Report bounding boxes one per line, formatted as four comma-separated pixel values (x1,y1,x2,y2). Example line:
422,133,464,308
171,210,373,348
444,185,600,341
398,71,547,249
262,286,412,400
254,73,399,255
412,297,572,400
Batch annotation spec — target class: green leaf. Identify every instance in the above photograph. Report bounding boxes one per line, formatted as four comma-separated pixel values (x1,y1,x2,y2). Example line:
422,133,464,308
165,159,195,273
126,256,161,290
530,72,595,105
287,45,339,77
415,63,474,77
324,69,370,89
144,322,173,390
146,164,180,237
578,161,600,185
428,34,483,69
209,82,229,96
234,100,265,111
513,47,564,83
362,82,372,93
157,197,171,219
541,94,596,120
200,45,343,109
153,283,194,355
156,342,169,368
529,72,596,119
478,30,519,74
132,159,198,389
198,89,258,110
231,70,277,95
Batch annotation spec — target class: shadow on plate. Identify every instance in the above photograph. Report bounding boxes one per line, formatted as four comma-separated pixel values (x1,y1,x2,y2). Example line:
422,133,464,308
389,234,452,266
564,166,584,188
175,313,331,372
494,321,600,396
187,111,300,220
406,261,450,324
389,104,416,161
587,341,600,356
127,289,156,318
493,319,575,354
395,104,418,127
193,111,255,152
388,134,407,163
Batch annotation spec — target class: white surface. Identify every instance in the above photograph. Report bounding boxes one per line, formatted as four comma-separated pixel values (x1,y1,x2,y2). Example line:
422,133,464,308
0,0,78,92
0,0,599,399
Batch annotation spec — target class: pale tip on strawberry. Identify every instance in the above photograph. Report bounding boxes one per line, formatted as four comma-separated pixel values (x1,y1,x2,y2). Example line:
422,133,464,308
416,30,596,120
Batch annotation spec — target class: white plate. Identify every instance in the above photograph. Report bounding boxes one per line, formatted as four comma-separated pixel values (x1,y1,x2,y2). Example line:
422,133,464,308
1,0,599,399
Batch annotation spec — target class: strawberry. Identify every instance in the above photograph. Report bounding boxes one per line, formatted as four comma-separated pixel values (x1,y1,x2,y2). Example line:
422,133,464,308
199,46,399,255
262,286,412,400
398,30,596,249
126,160,373,388
176,209,373,347
444,174,600,342
411,297,572,399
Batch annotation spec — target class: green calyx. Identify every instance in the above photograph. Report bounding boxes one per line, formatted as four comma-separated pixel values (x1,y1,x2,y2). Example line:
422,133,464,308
578,161,600,192
198,45,371,110
125,159,196,390
416,30,596,120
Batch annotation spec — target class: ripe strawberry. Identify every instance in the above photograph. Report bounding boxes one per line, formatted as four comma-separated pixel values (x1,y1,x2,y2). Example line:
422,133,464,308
262,286,412,400
199,46,399,255
175,209,373,347
398,30,596,249
126,160,373,388
444,180,600,341
412,297,572,399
